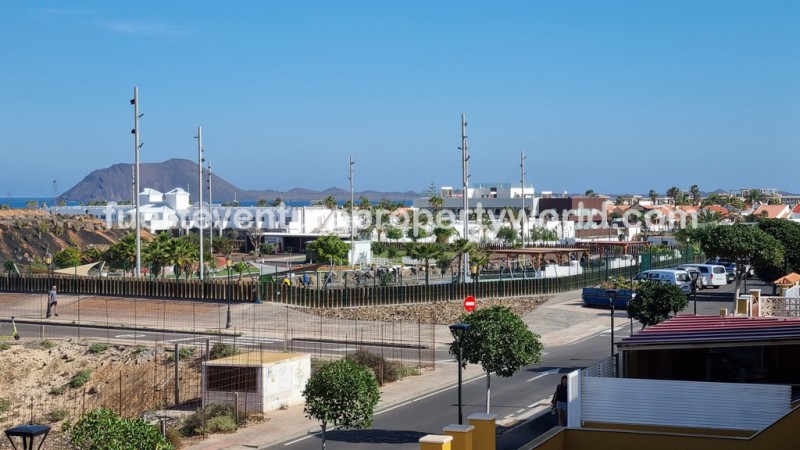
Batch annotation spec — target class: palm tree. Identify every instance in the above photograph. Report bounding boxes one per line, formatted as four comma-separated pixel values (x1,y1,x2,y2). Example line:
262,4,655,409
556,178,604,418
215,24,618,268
469,251,491,281
143,232,173,278
428,196,444,214
231,261,249,282
745,189,763,205
697,209,723,224
170,237,198,279
321,195,338,209
105,232,140,275
358,196,371,210
450,238,474,282
690,185,701,205
585,189,595,197
432,226,456,245
407,243,444,286
648,190,658,203
270,197,284,207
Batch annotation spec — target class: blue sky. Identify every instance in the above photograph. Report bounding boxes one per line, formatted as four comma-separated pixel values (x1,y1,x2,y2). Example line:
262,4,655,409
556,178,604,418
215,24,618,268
1,1,798,197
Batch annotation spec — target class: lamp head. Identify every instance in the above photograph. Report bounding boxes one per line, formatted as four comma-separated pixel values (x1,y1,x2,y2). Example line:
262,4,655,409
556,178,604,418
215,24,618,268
449,323,470,334
226,256,232,268
44,254,52,265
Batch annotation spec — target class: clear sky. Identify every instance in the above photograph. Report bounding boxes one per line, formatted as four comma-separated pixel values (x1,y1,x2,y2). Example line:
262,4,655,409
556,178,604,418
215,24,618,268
1,0,798,197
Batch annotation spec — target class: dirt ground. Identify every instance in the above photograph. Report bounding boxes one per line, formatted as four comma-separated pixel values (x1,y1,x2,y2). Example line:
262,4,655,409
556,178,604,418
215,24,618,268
0,339,201,449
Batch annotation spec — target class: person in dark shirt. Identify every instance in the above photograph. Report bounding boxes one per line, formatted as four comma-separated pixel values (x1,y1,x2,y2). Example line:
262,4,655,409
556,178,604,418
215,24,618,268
551,375,568,426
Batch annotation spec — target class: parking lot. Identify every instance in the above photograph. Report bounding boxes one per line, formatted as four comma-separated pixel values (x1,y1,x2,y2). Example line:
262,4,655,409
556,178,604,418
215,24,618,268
683,274,773,316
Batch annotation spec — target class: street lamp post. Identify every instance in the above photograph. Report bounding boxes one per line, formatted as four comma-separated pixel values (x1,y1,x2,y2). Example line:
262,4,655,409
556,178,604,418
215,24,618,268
605,289,618,358
225,256,232,329
44,254,53,318
449,323,470,425
690,272,699,315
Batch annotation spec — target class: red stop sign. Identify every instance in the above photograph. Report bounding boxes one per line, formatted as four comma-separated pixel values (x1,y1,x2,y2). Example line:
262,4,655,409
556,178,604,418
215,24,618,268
464,296,476,312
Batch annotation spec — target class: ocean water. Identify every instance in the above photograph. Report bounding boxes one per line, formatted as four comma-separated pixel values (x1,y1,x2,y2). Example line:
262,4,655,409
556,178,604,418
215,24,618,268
1,197,411,209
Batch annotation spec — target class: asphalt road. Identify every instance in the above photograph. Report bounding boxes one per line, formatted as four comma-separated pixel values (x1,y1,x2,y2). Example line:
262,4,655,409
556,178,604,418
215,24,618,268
264,277,771,450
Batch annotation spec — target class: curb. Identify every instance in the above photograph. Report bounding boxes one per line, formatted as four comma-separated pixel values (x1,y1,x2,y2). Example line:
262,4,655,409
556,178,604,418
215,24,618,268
8,317,244,338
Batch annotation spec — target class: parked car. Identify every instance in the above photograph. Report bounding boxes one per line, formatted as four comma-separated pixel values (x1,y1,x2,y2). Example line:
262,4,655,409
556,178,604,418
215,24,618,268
633,269,693,294
678,264,728,288
706,257,753,281
677,266,706,290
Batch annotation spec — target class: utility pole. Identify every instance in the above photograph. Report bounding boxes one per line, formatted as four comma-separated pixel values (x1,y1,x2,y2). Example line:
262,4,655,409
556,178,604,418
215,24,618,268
131,87,142,278
461,114,470,283
207,160,213,254
349,155,355,265
196,127,204,280
520,150,526,247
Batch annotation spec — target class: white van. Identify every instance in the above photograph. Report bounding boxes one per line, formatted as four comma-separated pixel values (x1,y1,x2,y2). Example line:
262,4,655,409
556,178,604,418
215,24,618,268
634,269,693,294
678,264,727,288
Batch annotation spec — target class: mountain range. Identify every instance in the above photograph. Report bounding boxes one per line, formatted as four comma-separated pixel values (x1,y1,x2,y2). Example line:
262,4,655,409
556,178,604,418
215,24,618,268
60,159,421,203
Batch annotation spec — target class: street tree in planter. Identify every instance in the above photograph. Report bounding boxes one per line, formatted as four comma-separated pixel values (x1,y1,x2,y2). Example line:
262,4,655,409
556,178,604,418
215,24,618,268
66,408,173,450
449,306,544,413
627,281,688,329
700,224,784,299
303,359,381,450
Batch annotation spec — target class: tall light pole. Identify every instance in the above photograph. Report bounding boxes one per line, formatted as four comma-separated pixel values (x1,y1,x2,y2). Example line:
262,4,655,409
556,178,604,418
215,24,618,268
606,289,618,359
225,256,232,329
449,322,470,424
44,253,53,318
691,272,699,315
195,127,204,280
460,114,470,283
207,160,213,254
349,155,354,264
131,87,142,278
520,150,526,248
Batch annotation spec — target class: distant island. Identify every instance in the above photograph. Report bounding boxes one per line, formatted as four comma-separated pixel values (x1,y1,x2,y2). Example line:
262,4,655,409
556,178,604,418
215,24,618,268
60,158,421,203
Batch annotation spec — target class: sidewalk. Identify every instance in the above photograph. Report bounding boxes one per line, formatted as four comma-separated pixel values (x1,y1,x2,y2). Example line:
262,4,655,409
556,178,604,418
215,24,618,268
0,288,611,450
182,289,610,450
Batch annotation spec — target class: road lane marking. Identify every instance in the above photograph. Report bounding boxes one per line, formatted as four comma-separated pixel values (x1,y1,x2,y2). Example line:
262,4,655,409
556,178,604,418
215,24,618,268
114,334,146,338
526,369,559,382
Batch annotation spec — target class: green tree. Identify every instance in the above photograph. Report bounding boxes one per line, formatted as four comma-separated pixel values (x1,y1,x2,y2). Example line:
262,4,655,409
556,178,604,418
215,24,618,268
303,359,380,450
80,246,106,264
307,234,350,265
648,190,658,203
213,236,238,257
428,195,444,214
54,247,82,269
627,281,688,329
584,189,595,197
357,196,371,210
66,408,173,450
700,224,784,299
690,185,701,205
496,226,518,245
754,219,800,282
271,197,284,207
232,261,249,281
320,195,338,209
745,189,763,205
432,226,456,244
406,243,444,286
143,232,174,278
449,306,543,412
170,236,199,279
450,238,474,282
105,232,142,275
529,226,558,243
696,208,723,224
385,226,403,243
256,198,268,207
3,259,17,276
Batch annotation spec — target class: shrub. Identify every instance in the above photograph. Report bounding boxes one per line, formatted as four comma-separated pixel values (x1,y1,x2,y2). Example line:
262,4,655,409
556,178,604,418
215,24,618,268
66,408,173,450
180,403,240,436
0,343,9,351
88,343,108,354
166,346,195,362
48,408,69,422
50,386,65,396
210,343,237,360
345,349,414,384
69,369,92,388
133,345,148,354
165,426,183,449
0,398,10,414
40,340,56,349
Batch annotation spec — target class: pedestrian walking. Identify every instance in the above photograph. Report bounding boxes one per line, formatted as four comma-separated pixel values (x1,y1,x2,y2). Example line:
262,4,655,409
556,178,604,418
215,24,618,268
46,285,58,318
551,375,568,426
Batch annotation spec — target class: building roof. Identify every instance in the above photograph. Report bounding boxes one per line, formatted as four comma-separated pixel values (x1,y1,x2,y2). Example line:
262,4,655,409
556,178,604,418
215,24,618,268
751,204,790,219
165,187,189,195
617,315,800,350
793,203,800,214
773,272,800,286
703,205,730,216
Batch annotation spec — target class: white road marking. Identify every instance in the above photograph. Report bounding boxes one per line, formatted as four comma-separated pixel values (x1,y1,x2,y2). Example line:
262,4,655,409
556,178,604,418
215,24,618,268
526,369,559,382
114,334,146,338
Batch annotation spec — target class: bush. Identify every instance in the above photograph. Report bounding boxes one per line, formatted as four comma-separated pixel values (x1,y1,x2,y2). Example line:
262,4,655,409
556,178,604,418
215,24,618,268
165,426,183,449
166,346,195,362
345,349,414,384
0,398,10,414
133,345,148,354
50,386,65,396
66,408,173,450
88,343,108,354
0,343,10,351
69,369,92,388
210,343,237,360
48,408,69,422
180,403,240,436
40,340,56,349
